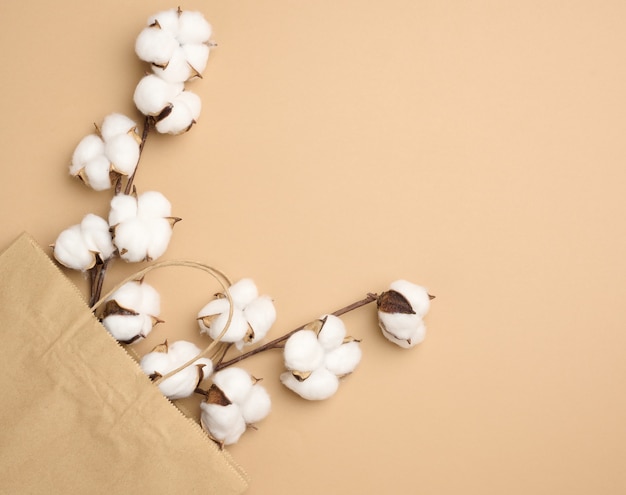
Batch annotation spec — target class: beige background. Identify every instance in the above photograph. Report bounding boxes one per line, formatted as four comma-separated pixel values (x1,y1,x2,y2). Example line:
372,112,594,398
2,1,626,494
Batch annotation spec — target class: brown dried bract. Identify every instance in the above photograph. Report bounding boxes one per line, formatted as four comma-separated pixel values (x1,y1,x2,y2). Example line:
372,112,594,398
205,384,232,406
102,299,139,318
377,290,415,315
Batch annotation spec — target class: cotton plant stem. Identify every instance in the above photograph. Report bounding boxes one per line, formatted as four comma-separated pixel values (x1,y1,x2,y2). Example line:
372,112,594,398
214,292,379,372
87,116,152,307
124,115,152,195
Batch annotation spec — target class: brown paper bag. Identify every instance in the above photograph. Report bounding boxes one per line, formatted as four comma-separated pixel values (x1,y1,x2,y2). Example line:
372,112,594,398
0,233,249,494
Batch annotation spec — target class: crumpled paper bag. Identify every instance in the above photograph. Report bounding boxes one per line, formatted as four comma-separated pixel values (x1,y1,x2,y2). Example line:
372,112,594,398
0,233,249,494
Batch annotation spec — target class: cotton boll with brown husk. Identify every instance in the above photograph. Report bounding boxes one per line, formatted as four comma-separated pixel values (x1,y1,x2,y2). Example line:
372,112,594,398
199,367,271,445
376,280,434,349
280,367,339,401
69,114,141,191
280,316,362,400
101,280,162,344
197,278,276,349
154,90,201,135
136,8,213,83
140,340,212,400
109,190,180,262
133,75,184,118
53,214,115,271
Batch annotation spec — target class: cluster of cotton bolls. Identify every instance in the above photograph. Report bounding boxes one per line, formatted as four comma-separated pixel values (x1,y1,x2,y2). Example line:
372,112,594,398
133,8,213,134
53,214,115,271
280,315,362,401
197,278,277,350
109,190,179,262
140,340,213,400
101,280,162,343
376,280,433,349
69,113,141,191
199,367,271,446
53,189,178,269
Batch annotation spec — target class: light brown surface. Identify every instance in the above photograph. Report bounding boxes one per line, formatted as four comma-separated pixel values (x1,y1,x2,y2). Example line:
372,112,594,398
2,1,626,494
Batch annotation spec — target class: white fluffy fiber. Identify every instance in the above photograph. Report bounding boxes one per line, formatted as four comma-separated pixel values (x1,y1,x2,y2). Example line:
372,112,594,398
280,368,339,401
109,191,175,262
154,89,201,135
378,280,431,349
281,315,361,401
136,8,213,83
200,367,271,445
140,340,212,400
53,214,115,271
197,279,276,349
69,113,140,190
133,75,201,135
101,280,161,343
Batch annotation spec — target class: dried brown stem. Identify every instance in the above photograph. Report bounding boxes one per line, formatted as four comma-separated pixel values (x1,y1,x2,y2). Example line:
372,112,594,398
124,115,152,195
214,292,379,371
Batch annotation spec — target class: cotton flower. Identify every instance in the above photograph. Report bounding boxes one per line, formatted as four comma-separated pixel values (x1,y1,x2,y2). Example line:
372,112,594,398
140,340,212,400
53,213,115,271
101,280,162,343
69,113,141,191
108,190,180,262
133,75,201,135
280,315,361,400
135,8,213,83
376,280,433,349
199,367,271,445
197,278,276,350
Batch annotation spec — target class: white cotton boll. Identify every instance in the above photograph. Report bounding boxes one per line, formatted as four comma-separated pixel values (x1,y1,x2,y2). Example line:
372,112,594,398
378,311,423,341
109,194,138,226
102,314,153,342
151,46,193,83
113,220,152,262
144,218,173,261
70,134,105,175
135,27,178,66
100,113,137,141
283,330,325,372
53,225,94,271
177,91,202,120
380,319,426,349
317,315,347,351
157,365,202,400
325,341,362,377
197,297,230,334
243,296,276,344
240,385,271,425
212,368,254,405
133,75,183,116
228,279,259,309
137,282,161,317
389,280,431,317
137,190,172,217
208,308,249,343
140,341,212,400
139,351,170,377
80,214,115,260
280,368,339,401
200,403,247,445
167,340,202,363
104,134,140,175
154,92,199,134
82,155,112,191
148,9,180,36
177,11,212,45
182,43,210,75
108,280,160,317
